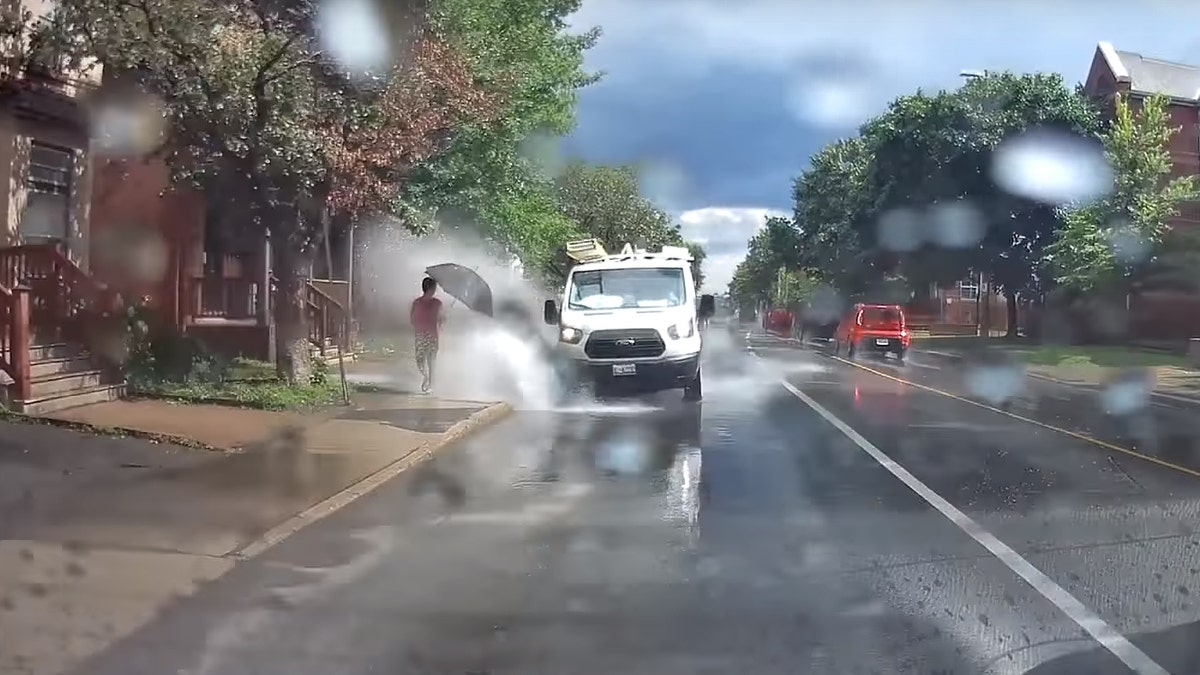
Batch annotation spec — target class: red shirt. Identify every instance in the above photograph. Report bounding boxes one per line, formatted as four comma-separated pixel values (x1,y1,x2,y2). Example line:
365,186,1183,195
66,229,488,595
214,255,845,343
411,296,442,336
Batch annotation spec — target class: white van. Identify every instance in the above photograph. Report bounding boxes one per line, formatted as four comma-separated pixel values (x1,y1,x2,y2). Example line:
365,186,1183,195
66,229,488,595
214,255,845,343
543,240,715,400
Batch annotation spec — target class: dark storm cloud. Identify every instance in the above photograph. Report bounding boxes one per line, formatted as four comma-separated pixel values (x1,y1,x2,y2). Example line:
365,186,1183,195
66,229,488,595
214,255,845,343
562,64,825,211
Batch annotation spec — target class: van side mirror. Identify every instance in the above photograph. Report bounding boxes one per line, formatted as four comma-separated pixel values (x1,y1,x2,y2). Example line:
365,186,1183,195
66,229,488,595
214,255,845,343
698,294,715,319
543,300,559,325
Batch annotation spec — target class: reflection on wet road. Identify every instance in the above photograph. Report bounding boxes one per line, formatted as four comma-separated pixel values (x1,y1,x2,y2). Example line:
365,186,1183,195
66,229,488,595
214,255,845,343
66,324,1200,674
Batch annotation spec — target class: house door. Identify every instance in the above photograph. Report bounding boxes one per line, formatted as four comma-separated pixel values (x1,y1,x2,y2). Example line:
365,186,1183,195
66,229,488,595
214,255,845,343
20,143,73,250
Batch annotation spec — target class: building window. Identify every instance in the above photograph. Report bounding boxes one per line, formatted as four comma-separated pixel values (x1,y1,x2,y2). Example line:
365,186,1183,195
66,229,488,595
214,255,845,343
958,278,979,300
20,143,73,245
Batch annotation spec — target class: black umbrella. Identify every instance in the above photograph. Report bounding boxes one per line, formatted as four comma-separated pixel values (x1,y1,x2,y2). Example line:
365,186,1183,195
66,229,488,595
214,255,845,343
425,263,494,317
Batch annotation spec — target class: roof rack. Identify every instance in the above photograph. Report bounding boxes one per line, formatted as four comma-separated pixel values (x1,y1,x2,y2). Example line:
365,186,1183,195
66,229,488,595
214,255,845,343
565,238,607,262
565,240,694,264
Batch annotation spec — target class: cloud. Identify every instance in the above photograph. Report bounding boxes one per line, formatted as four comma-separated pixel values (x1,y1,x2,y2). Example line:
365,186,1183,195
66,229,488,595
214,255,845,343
565,0,1200,292
565,0,1200,212
678,207,787,293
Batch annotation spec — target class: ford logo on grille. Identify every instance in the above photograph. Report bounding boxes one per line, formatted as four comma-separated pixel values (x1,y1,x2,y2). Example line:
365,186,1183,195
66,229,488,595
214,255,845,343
615,338,636,346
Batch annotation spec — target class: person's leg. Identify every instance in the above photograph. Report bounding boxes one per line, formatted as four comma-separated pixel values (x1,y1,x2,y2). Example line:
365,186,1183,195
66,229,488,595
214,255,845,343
425,338,439,391
415,333,430,391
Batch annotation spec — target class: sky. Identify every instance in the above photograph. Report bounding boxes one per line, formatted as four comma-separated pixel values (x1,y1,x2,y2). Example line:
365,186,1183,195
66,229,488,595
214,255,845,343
562,0,1200,293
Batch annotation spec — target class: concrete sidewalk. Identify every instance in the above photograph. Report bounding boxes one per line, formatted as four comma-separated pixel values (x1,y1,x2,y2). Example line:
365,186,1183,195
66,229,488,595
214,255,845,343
0,390,510,675
915,344,1200,404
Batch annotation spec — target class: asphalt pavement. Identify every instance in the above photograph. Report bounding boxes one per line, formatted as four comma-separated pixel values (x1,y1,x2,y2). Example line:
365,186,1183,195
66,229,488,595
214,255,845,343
58,322,1200,675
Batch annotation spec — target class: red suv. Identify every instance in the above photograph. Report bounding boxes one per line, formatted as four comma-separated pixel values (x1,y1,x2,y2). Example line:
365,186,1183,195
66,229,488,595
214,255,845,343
833,303,909,361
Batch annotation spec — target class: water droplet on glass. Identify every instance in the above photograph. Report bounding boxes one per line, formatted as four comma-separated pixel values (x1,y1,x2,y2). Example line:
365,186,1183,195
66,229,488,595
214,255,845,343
964,363,1025,404
1109,225,1149,265
89,96,165,156
929,200,985,248
991,128,1112,205
784,52,879,130
317,0,390,76
877,207,923,251
1102,370,1152,415
803,286,843,325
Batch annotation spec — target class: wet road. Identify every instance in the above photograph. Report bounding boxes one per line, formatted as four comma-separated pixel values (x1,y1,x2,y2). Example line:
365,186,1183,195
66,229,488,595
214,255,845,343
67,325,1200,674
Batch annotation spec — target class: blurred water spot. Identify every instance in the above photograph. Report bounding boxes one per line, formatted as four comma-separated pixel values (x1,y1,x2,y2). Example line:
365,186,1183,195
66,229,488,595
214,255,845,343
964,363,1025,405
876,207,923,252
1102,371,1152,415
803,285,844,325
637,161,689,212
518,131,566,179
317,0,390,75
595,431,650,475
89,96,165,156
1108,225,1149,265
784,52,879,130
929,200,985,248
92,224,168,285
991,128,1112,205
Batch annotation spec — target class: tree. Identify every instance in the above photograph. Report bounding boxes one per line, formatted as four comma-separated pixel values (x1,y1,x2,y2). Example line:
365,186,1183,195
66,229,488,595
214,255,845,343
729,215,801,304
23,0,497,380
771,267,816,307
401,0,600,266
1046,94,1198,294
792,137,874,293
860,72,1103,336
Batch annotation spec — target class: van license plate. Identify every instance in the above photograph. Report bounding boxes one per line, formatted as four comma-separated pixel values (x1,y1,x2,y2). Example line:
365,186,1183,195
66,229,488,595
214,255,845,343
612,364,636,376
875,339,889,346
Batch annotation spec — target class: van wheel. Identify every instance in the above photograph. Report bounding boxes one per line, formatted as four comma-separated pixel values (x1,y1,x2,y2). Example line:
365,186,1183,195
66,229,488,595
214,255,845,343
683,368,702,401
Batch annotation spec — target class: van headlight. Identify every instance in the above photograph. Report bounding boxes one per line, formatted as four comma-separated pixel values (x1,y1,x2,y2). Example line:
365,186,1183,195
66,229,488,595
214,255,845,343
559,326,583,344
667,318,694,339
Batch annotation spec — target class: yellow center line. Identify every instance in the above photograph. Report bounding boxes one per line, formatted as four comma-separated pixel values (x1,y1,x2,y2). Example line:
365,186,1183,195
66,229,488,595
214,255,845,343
826,355,1200,480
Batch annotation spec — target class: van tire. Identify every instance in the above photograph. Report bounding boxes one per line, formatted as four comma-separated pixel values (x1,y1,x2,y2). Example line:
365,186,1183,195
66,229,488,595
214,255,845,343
683,368,702,401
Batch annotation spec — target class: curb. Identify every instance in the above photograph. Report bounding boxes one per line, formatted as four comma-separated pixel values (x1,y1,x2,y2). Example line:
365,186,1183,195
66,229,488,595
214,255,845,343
914,351,1200,407
0,408,223,452
229,400,514,560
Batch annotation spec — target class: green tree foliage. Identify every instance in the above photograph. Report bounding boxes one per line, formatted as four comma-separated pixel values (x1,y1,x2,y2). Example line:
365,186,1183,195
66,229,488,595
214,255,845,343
1047,94,1198,293
729,216,801,303
864,72,1102,331
403,0,600,241
770,267,816,307
792,138,873,292
14,0,497,380
549,162,704,286
736,71,1105,336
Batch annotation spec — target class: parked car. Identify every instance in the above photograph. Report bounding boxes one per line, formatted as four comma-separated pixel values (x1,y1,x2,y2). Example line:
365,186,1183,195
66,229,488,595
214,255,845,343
832,303,910,361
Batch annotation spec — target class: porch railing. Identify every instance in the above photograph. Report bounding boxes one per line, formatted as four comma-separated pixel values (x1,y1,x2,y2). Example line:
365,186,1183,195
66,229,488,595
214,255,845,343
0,243,120,345
192,277,259,319
0,243,119,399
181,273,355,353
306,282,350,350
0,284,31,400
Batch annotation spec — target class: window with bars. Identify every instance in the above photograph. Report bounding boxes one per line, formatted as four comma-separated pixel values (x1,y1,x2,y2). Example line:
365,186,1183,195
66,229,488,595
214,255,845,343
20,143,73,245
958,278,979,300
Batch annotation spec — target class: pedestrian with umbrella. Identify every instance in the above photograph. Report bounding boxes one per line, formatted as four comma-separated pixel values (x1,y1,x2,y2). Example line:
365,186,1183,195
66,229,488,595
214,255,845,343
410,276,444,393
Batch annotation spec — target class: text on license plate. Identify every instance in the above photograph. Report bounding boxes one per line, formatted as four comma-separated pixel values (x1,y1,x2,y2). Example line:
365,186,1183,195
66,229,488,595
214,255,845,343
612,364,637,376
875,338,889,346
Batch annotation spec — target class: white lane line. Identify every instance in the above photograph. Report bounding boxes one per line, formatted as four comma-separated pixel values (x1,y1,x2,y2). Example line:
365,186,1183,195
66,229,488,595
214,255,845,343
778,379,1169,675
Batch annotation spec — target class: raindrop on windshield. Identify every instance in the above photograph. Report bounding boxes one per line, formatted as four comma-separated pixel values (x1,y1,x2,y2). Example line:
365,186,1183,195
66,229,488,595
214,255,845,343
929,200,986,248
876,207,923,252
316,0,391,76
991,128,1112,205
1108,225,1150,265
784,52,880,130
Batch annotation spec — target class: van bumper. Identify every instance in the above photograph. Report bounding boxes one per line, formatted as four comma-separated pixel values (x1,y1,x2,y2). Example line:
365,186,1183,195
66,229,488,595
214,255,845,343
572,354,700,393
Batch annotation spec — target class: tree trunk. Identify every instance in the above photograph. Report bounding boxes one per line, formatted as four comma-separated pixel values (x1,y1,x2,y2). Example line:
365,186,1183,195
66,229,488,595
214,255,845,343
1005,289,1019,339
272,235,314,384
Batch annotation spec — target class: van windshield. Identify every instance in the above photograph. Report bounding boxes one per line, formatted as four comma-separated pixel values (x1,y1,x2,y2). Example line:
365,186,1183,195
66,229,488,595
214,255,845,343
568,267,687,310
860,307,904,328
